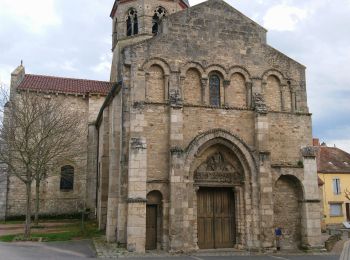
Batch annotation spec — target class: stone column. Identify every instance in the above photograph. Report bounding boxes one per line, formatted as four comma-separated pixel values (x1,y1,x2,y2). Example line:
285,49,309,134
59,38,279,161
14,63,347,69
223,80,230,106
179,76,186,103
291,91,296,112
169,149,187,252
126,137,147,253
253,93,274,249
164,75,170,101
168,81,189,252
246,82,253,108
301,147,323,250
201,78,208,105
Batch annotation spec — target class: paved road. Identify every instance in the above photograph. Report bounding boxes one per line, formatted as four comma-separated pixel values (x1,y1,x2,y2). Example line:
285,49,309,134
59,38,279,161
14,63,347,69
0,240,96,259
0,241,340,260
120,256,339,260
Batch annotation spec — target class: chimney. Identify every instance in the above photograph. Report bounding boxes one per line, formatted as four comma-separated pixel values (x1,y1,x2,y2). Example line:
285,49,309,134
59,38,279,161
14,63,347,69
313,138,320,146
10,63,25,101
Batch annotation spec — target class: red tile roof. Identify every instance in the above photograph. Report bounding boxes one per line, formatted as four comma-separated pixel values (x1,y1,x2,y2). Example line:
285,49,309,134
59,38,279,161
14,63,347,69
315,146,350,173
17,74,112,95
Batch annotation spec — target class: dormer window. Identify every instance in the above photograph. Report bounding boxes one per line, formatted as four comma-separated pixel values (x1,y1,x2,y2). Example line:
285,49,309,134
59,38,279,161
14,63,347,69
126,8,138,36
152,7,167,34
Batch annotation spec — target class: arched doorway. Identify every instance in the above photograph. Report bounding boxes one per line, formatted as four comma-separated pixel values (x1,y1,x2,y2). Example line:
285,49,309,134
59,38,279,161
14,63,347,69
194,148,244,249
273,175,303,249
146,190,163,250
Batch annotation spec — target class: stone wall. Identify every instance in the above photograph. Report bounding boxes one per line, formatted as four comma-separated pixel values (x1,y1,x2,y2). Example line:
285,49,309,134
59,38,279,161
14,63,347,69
6,92,104,218
100,0,322,253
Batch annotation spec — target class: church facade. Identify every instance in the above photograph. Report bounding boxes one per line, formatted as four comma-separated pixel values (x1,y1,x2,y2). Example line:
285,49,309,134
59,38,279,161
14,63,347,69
0,0,323,253
94,0,322,253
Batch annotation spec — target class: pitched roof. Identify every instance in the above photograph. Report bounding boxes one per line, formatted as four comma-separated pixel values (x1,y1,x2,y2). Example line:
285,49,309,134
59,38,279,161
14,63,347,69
17,74,112,95
315,146,350,173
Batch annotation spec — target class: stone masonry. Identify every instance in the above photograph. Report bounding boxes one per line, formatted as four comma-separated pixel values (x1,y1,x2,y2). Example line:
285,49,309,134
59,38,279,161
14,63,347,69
0,0,323,254
95,0,323,254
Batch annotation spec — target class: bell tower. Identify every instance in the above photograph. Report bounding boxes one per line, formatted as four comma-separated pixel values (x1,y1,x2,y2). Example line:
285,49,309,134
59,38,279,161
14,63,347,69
109,0,189,81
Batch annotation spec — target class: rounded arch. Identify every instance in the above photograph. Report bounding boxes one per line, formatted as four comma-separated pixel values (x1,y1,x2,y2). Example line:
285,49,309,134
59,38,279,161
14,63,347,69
152,6,167,34
184,129,260,249
125,8,138,36
205,65,228,80
142,58,170,76
184,129,258,181
228,66,252,83
147,190,163,205
275,174,305,198
261,69,286,85
273,174,304,249
180,62,205,78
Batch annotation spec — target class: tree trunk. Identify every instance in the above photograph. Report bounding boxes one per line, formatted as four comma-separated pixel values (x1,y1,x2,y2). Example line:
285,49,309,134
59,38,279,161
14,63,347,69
24,182,32,239
34,179,40,226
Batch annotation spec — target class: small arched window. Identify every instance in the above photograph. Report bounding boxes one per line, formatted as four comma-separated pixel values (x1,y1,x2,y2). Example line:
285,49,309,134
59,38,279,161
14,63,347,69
209,75,221,106
152,7,167,34
60,165,74,191
126,8,138,36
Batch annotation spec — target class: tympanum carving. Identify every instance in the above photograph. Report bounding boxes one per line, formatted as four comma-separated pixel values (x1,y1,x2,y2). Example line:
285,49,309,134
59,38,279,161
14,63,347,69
194,152,243,184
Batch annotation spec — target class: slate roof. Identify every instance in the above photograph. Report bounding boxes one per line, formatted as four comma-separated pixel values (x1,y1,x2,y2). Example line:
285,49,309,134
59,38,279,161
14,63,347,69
315,146,350,173
17,74,112,95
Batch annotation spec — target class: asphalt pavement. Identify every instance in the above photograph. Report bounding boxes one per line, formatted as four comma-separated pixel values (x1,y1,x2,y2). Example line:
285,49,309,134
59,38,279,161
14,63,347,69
0,240,340,260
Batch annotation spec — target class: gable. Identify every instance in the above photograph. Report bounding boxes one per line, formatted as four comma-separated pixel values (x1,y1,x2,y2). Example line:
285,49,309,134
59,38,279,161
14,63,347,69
162,0,267,44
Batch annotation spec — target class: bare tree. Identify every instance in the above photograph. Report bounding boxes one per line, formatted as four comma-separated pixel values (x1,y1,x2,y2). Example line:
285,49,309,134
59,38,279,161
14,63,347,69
345,189,350,201
0,89,85,238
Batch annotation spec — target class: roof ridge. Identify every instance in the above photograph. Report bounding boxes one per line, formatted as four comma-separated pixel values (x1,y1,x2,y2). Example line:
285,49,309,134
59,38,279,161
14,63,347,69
25,74,112,84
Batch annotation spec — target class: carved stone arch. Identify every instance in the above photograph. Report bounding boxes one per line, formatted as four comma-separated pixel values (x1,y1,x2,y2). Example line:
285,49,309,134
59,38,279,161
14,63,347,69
184,129,258,181
261,69,286,85
206,64,229,80
183,129,260,249
194,152,245,185
180,62,206,78
142,58,170,76
228,66,252,83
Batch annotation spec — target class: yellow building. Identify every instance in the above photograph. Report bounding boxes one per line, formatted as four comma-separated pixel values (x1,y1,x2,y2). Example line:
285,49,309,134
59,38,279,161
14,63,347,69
315,139,350,226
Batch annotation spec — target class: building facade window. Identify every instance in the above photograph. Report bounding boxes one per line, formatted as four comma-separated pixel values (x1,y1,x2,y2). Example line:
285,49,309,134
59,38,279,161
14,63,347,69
126,8,138,36
333,178,341,195
152,7,167,34
209,75,221,106
60,165,74,191
330,203,343,217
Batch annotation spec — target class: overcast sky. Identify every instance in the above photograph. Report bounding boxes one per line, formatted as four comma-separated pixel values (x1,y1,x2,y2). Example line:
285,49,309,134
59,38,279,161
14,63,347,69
0,0,349,152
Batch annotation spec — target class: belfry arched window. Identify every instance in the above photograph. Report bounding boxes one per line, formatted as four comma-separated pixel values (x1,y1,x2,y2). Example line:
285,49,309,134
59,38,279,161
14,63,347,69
209,75,221,106
152,7,167,34
60,165,74,191
126,8,138,36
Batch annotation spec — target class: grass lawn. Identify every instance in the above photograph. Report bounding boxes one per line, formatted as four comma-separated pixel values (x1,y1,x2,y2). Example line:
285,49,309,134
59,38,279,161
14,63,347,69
0,220,103,242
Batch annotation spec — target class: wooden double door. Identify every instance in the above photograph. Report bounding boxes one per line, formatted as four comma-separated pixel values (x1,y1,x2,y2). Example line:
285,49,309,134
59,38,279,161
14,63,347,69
197,188,236,249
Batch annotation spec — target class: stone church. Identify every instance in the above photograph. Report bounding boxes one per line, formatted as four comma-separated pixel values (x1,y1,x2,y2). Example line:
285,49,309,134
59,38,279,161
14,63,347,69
1,0,323,253
95,0,322,253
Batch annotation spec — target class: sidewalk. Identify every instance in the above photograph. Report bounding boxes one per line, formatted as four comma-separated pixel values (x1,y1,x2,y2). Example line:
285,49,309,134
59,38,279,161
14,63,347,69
340,240,350,260
92,236,336,259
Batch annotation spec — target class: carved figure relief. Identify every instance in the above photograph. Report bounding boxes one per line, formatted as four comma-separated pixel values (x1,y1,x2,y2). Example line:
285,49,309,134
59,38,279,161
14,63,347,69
194,152,243,184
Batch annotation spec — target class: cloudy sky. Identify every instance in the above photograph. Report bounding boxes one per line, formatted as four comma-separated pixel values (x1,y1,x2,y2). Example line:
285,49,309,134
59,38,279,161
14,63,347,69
0,0,349,152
